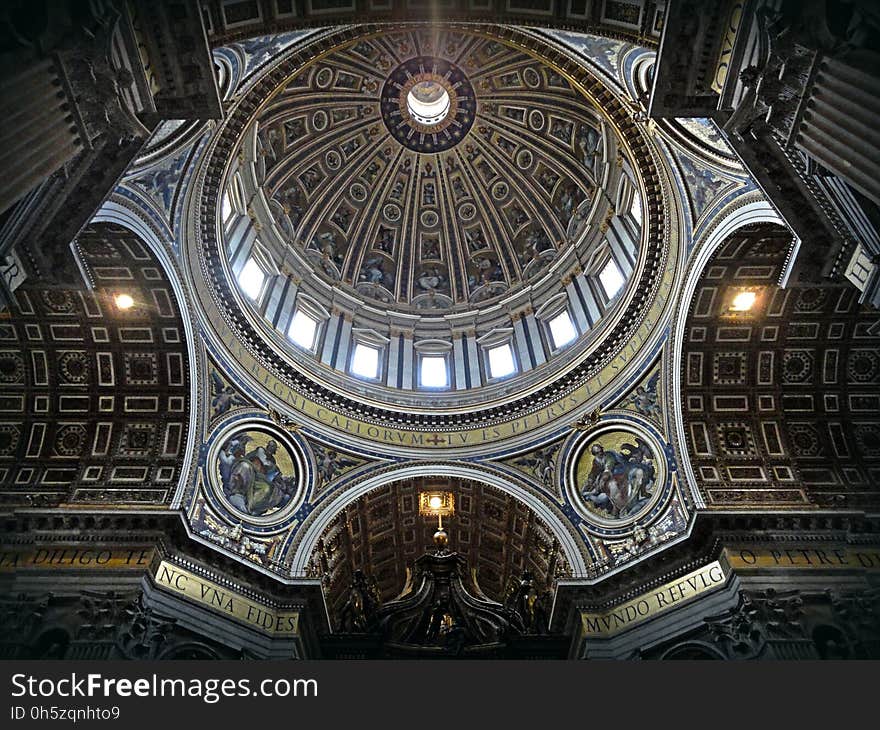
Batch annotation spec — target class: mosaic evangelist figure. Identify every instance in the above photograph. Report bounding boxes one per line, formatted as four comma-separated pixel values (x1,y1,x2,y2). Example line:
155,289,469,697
575,431,657,520
216,430,298,516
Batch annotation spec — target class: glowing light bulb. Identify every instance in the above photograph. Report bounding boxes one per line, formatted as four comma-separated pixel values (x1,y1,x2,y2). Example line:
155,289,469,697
429,495,443,510
730,291,756,312
115,294,134,310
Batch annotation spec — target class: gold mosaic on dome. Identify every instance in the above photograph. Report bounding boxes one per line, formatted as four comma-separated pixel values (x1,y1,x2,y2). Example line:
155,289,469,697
216,429,297,516
567,424,667,526
207,423,307,522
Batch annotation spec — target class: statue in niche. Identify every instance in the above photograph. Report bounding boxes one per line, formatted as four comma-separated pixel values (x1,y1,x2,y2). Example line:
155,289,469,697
216,431,298,517
505,571,551,634
337,570,382,632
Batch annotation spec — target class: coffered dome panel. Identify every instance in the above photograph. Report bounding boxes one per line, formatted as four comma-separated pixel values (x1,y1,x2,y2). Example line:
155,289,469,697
249,30,610,313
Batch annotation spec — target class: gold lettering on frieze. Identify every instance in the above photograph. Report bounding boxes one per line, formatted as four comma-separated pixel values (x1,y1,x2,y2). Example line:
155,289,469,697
712,1,744,93
580,561,727,638
153,560,299,636
725,547,880,571
0,546,155,571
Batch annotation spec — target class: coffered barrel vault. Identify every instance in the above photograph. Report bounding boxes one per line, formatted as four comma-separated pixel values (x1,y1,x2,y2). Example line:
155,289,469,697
680,222,880,511
0,223,191,507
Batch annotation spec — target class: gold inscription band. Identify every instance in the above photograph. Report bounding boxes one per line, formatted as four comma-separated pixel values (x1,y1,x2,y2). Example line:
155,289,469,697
724,546,880,570
153,560,299,636
0,546,155,571
580,560,727,638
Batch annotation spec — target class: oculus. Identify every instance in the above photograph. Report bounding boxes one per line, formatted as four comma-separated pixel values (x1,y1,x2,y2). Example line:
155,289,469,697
380,57,475,152
407,80,450,125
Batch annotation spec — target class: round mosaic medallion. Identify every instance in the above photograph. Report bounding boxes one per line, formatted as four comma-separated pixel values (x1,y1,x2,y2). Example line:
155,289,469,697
567,424,667,527
211,425,305,521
